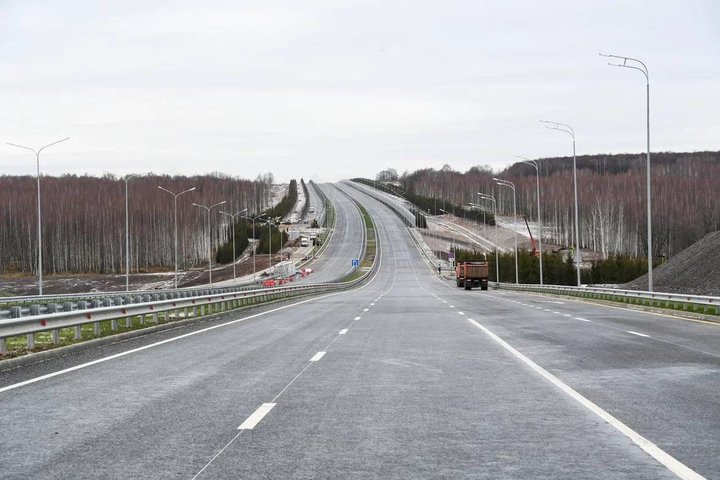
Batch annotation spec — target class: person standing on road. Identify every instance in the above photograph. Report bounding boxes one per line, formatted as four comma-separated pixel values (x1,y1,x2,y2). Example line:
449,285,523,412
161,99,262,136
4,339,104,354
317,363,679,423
438,265,442,275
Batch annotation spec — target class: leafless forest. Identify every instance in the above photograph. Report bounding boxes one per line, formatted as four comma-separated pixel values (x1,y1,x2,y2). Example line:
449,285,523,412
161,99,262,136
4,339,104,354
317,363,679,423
395,151,720,259
0,173,276,274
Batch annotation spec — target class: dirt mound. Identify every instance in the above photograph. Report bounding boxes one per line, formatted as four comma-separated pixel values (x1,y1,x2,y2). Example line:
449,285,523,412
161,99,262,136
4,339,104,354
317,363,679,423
624,230,720,296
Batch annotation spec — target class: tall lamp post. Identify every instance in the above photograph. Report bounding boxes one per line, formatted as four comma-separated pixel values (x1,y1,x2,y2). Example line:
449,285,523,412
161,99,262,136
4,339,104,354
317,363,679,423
241,214,263,283
193,201,226,285
517,155,543,285
541,120,581,286
600,53,653,292
262,217,280,271
219,208,248,283
493,178,518,284
478,193,499,284
6,137,69,295
158,185,196,289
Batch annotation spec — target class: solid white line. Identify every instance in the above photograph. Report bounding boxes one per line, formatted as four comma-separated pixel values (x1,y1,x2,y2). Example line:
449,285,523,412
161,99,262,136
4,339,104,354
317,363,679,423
628,331,651,338
575,317,591,322
0,293,340,395
238,403,276,430
310,351,326,362
354,316,361,320
339,329,348,335
466,318,705,480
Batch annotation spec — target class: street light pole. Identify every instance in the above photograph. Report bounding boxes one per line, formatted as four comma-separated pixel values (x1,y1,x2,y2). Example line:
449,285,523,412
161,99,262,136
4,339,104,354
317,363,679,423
241,214,262,283
478,193,499,284
493,178,518,284
541,120,581,286
219,208,248,283
193,201,226,285
600,52,653,292
158,185,196,289
517,156,543,285
6,137,69,295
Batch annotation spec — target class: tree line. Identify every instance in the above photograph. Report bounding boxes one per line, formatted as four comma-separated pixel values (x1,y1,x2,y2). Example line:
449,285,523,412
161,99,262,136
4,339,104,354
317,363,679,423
215,179,299,264
0,172,277,274
395,151,720,259
453,247,648,285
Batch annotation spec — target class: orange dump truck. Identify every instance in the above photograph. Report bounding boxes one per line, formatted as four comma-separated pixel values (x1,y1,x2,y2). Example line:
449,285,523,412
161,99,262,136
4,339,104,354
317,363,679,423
455,261,489,290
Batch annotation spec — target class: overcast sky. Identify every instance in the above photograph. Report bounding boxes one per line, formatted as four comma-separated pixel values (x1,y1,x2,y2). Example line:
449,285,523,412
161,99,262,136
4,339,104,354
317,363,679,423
1,1,718,182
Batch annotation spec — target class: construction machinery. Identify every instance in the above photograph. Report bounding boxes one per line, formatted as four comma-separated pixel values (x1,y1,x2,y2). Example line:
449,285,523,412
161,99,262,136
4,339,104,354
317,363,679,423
523,215,540,257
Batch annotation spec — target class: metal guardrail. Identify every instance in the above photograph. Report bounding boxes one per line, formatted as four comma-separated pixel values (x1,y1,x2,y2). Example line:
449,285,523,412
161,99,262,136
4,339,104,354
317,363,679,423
0,259,380,356
495,283,720,314
0,283,258,319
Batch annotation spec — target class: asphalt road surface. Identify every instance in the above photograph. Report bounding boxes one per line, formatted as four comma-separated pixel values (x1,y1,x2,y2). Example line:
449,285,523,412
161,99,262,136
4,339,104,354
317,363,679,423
297,183,364,284
0,182,717,479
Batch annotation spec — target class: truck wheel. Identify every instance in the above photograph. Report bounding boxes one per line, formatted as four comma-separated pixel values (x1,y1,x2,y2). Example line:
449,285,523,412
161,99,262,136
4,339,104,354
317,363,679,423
481,279,488,291
464,280,471,290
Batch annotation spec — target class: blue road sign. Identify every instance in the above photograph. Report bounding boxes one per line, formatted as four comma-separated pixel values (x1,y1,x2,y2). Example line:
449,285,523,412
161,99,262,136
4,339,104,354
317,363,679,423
351,259,359,267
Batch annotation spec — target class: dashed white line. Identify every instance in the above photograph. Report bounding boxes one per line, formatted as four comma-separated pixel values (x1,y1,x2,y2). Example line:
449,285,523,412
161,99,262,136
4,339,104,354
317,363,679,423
552,311,561,315
563,314,572,317
575,317,591,322
450,305,455,309
238,403,276,430
458,312,465,316
628,331,651,338
466,318,705,480
310,351,326,362
354,316,361,320
363,308,369,312
339,329,348,335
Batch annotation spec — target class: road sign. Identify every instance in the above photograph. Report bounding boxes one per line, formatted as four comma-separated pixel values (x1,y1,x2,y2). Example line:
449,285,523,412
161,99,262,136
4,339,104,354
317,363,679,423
351,259,359,267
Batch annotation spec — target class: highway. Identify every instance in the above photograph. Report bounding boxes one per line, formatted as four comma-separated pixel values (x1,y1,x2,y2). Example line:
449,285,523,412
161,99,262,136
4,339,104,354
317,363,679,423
298,183,363,284
0,183,718,479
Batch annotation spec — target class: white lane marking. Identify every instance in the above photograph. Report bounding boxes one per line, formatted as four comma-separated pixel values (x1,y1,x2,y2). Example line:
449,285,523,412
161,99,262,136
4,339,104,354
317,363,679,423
467,318,705,480
339,329,348,335
0,293,339,395
575,317,591,322
354,316,361,320
310,351,326,362
552,311,561,315
563,314,572,317
458,312,465,316
543,309,552,312
442,300,448,304
370,303,375,306
628,331,651,338
542,301,565,304
238,403,276,430
363,308,369,312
